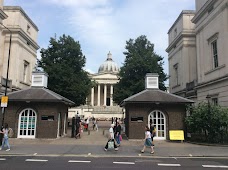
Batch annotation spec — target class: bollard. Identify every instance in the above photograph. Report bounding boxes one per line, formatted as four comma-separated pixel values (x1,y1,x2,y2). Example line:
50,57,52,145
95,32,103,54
103,130,105,135
88,130,90,135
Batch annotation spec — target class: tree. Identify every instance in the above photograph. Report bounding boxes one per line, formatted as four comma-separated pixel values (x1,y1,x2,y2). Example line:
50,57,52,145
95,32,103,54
185,102,228,143
38,34,92,106
113,35,167,104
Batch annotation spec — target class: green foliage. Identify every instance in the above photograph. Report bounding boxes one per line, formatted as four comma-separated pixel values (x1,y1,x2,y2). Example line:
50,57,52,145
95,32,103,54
38,34,92,106
186,102,228,143
113,35,167,104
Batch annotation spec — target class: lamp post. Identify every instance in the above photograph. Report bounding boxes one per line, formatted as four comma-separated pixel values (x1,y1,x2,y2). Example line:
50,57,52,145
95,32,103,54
0,23,12,128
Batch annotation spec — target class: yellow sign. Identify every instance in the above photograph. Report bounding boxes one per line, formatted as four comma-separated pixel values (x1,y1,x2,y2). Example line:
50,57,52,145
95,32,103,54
1,96,8,107
169,130,184,140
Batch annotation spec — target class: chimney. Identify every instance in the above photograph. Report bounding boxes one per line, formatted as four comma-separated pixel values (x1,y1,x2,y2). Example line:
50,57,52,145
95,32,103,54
145,73,159,89
31,71,48,88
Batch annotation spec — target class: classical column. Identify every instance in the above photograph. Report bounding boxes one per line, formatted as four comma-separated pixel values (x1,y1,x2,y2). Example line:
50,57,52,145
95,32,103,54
91,87,94,106
110,84,113,106
97,84,100,106
104,84,107,106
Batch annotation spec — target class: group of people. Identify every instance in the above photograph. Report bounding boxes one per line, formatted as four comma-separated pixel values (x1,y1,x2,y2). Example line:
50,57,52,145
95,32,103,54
75,116,99,139
104,121,122,151
104,122,156,154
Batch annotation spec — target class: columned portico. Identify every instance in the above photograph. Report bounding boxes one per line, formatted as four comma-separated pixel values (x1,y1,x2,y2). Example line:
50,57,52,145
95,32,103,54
91,83,115,107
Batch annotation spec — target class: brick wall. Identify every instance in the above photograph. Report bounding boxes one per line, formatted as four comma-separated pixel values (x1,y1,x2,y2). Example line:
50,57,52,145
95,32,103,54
126,103,186,139
4,102,68,138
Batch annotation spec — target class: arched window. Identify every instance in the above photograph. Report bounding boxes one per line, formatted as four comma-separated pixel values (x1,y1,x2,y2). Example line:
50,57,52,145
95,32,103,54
18,108,37,138
148,110,166,140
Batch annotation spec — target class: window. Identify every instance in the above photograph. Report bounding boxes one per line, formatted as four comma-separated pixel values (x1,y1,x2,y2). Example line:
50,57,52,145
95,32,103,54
212,98,218,105
212,40,218,68
27,24,30,34
173,63,179,85
174,28,177,37
23,61,29,83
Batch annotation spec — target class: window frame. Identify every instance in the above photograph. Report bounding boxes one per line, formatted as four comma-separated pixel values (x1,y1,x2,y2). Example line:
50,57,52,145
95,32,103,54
211,40,218,68
23,60,29,83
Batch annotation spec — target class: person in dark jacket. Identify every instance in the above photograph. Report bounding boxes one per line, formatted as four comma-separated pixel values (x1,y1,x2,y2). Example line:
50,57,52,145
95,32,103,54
115,121,121,146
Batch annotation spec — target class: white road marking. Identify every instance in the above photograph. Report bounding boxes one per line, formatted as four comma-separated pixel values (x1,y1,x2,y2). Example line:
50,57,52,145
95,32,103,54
33,153,37,155
0,158,6,161
25,159,48,162
202,165,228,168
68,160,91,163
158,163,181,167
113,162,135,165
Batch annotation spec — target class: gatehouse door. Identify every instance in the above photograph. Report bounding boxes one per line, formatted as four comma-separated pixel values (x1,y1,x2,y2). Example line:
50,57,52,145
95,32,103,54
148,110,166,140
18,108,37,138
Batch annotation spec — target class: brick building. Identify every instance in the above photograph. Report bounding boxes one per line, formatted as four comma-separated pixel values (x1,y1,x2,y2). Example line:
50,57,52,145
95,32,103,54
1,71,74,138
121,73,194,140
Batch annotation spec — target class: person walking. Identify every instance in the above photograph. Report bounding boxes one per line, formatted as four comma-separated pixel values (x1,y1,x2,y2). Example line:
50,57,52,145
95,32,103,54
95,119,98,131
141,125,154,154
150,123,156,145
115,121,121,146
104,124,118,151
0,123,10,151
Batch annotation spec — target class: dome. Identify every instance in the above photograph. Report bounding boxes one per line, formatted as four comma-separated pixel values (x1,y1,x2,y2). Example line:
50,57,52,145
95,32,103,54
98,52,120,74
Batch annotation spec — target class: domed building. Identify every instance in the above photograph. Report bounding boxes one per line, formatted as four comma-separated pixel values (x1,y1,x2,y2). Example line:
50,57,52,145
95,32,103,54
98,52,120,74
69,52,123,120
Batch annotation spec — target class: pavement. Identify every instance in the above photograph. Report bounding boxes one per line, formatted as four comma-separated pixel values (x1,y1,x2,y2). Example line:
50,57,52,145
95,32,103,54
1,121,228,158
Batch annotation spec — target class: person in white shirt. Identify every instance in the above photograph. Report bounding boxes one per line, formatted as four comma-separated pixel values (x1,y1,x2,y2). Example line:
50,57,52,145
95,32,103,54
0,123,10,151
141,125,154,154
104,124,118,151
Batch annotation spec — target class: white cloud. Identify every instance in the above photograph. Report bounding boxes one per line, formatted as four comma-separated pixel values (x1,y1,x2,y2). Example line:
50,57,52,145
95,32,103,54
5,0,195,74
46,0,109,8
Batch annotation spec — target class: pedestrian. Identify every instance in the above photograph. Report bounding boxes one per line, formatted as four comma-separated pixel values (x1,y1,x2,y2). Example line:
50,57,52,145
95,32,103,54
104,124,118,151
75,116,81,139
86,117,90,131
150,123,156,145
115,121,121,146
141,125,154,154
95,119,98,131
0,123,11,151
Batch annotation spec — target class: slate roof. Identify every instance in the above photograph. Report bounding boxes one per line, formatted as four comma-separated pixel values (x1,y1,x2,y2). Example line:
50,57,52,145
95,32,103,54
5,87,75,106
121,89,194,106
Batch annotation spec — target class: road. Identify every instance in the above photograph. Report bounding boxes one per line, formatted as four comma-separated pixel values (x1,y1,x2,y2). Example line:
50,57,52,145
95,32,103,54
0,156,228,170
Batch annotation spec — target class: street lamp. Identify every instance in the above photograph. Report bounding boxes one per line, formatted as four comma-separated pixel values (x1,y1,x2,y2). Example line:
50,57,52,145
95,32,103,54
0,22,12,128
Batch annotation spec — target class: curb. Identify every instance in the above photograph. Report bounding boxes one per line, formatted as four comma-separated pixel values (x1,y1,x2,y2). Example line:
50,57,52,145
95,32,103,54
186,141,228,147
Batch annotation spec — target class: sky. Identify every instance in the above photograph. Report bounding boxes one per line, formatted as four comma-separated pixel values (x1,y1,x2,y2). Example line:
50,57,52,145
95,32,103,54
4,0,195,76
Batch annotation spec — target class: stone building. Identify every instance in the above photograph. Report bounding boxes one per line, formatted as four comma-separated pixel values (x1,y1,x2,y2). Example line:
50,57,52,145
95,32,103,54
0,4,39,94
2,71,74,138
121,73,194,140
167,0,228,106
69,52,122,119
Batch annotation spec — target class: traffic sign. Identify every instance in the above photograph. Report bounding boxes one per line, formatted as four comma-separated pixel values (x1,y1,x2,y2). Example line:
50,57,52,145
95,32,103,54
1,96,8,107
